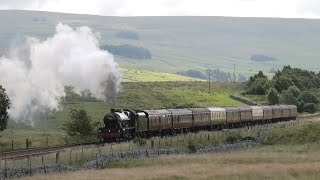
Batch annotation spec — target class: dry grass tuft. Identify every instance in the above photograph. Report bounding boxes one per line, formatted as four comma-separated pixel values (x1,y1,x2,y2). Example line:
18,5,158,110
22,144,320,180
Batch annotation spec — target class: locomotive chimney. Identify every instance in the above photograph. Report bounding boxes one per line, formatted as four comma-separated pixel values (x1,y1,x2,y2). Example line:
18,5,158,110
110,109,115,113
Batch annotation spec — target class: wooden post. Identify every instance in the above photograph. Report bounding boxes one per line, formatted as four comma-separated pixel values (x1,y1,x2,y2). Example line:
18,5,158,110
46,136,48,147
91,148,94,159
56,152,59,164
120,144,123,159
177,136,179,146
42,155,44,166
81,146,84,160
26,139,29,149
57,152,61,174
96,153,99,169
151,140,154,149
43,155,47,174
4,155,7,178
110,145,113,157
29,155,32,176
165,136,168,148
69,150,72,164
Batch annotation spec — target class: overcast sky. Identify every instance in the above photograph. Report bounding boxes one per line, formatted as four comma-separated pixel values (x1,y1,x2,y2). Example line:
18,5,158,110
0,0,320,18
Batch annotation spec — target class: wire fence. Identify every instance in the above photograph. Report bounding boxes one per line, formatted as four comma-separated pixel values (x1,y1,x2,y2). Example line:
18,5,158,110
0,119,315,179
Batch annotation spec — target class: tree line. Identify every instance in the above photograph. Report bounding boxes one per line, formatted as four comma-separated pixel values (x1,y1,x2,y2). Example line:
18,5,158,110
246,66,320,113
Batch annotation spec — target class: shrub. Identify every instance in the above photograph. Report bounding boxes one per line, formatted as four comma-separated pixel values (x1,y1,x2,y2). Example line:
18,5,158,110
63,109,96,139
303,103,318,113
133,137,147,146
226,132,242,143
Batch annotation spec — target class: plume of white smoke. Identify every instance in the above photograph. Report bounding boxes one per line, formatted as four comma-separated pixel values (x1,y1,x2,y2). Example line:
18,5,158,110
0,23,122,123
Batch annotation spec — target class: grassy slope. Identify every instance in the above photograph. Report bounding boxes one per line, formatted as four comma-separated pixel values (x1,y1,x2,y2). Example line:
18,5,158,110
51,81,243,130
0,81,243,150
23,121,320,180
22,144,320,180
1,10,320,76
120,68,201,82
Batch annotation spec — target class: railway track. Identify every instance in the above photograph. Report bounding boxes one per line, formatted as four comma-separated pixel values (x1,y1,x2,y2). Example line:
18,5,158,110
0,141,103,160
1,113,320,160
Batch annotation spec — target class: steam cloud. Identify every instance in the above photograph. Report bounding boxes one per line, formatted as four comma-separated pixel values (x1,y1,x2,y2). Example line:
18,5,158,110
0,23,122,122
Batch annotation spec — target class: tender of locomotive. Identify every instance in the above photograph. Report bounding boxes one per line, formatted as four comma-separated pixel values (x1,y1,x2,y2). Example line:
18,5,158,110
99,105,298,142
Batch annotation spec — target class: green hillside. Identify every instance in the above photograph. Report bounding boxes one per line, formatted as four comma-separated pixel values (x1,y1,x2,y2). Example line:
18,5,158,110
121,68,201,82
1,10,320,77
14,81,244,130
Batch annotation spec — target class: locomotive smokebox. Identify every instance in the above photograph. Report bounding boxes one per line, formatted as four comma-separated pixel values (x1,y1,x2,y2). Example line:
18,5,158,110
110,109,116,113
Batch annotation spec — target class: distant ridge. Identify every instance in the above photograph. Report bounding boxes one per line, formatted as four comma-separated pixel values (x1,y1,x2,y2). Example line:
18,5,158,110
0,10,320,76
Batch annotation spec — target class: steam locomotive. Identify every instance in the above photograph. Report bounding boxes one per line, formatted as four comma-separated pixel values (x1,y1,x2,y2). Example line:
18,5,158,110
99,105,298,142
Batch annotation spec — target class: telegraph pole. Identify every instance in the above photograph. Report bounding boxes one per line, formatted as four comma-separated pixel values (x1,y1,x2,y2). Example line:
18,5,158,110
208,73,211,94
233,64,236,83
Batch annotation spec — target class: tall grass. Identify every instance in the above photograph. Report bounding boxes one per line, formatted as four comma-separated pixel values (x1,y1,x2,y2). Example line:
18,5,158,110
21,143,320,180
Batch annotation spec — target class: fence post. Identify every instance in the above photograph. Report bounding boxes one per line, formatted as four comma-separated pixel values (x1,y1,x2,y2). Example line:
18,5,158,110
91,148,94,159
96,153,99,169
26,139,29,149
41,154,45,174
41,155,44,167
56,152,59,164
4,155,7,179
151,139,154,149
43,154,47,174
120,144,123,159
46,136,48,147
110,145,113,157
69,150,72,164
177,136,179,146
11,140,13,150
56,151,61,174
81,146,84,160
29,155,32,176
165,136,168,148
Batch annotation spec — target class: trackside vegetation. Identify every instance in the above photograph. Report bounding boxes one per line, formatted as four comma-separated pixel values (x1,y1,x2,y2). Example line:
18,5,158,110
0,85,10,131
245,66,320,113
20,121,320,180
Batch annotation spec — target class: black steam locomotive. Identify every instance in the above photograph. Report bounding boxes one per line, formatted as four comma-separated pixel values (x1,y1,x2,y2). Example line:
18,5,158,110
99,105,297,142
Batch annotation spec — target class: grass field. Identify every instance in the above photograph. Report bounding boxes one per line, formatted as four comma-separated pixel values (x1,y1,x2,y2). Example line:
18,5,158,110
21,143,320,180
121,68,201,82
